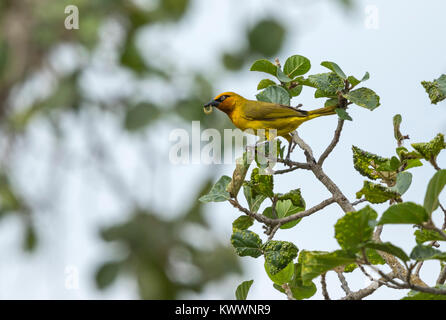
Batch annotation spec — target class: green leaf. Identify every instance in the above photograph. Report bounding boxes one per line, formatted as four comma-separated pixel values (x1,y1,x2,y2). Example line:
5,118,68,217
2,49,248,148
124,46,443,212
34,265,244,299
342,87,381,110
227,153,252,198
335,206,378,252
412,134,446,162
124,103,159,131
365,248,386,265
273,263,317,300
402,285,446,300
199,176,231,203
356,181,400,204
250,59,278,77
265,261,294,285
378,202,429,225
390,172,412,195
299,250,356,284
263,189,306,229
335,108,352,121
276,68,292,83
96,261,121,289
295,76,317,88
256,85,291,105
344,263,358,273
348,72,369,88
361,72,370,82
235,280,254,300
405,158,423,170
325,98,338,107
424,169,446,215
243,183,266,213
375,157,400,172
231,229,263,258
263,240,298,275
232,215,254,231
277,189,306,208
410,244,446,261
307,72,344,97
276,200,302,218
362,241,410,262
393,114,403,142
314,88,337,99
321,61,347,80
263,200,303,229
421,74,446,105
287,84,303,97
257,79,277,90
352,146,389,180
289,263,317,299
414,229,446,244
283,55,311,78
247,168,274,198
347,76,360,87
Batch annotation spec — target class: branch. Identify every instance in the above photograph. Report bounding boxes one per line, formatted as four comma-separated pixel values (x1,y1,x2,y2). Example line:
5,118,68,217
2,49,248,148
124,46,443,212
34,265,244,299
275,197,336,225
321,273,330,300
351,198,367,206
440,203,446,229
318,118,344,166
287,127,428,294
437,265,446,285
291,131,315,163
336,271,352,295
372,226,428,287
228,196,336,232
291,131,355,213
371,264,446,295
228,198,274,225
275,159,312,174
281,283,296,300
341,272,395,300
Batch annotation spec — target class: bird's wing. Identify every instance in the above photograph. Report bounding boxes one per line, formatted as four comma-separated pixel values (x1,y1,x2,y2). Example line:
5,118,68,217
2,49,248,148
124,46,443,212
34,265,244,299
242,100,308,121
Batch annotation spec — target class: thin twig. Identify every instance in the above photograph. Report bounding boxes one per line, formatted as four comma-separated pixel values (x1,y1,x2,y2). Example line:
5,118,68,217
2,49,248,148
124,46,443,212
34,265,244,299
228,197,336,228
275,197,336,224
341,272,395,300
267,224,281,240
281,283,296,300
351,198,367,206
367,264,446,295
336,271,352,295
321,273,330,300
437,265,446,285
318,118,344,166
439,203,446,229
274,159,312,174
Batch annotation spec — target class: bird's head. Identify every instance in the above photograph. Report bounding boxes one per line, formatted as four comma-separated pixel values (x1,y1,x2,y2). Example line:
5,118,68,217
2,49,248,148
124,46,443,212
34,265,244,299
204,92,243,114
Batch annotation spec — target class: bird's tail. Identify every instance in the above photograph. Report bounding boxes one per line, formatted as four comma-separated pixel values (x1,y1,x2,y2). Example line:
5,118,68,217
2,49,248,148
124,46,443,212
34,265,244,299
306,105,337,119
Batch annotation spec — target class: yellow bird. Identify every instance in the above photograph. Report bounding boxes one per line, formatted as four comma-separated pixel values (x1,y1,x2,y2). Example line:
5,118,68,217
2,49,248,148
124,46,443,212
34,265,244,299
204,92,337,157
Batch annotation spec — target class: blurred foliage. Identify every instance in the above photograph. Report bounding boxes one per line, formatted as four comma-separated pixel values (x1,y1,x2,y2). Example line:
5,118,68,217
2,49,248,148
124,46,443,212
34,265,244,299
0,0,243,299
97,188,242,298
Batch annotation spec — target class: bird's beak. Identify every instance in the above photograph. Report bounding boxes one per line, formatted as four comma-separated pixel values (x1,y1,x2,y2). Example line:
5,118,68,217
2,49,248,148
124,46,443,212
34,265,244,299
204,100,220,108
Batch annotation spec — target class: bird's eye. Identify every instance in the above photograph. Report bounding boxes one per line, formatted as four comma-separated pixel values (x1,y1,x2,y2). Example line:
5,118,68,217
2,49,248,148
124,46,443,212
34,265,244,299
218,95,228,102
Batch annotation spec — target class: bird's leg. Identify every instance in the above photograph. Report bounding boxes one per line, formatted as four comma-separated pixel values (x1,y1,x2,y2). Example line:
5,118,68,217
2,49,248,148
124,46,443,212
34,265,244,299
285,142,292,161
284,134,295,161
